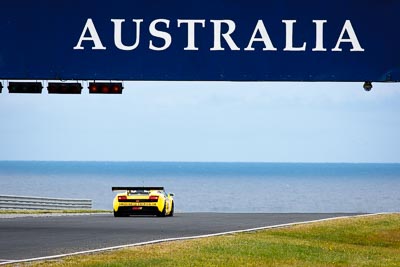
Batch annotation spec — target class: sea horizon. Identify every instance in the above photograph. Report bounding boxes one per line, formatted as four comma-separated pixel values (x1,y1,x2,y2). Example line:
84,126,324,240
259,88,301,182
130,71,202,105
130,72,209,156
1,160,400,164
1,161,399,213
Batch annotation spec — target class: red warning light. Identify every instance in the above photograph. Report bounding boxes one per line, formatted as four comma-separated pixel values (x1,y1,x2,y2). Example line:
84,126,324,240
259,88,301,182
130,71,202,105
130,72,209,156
112,84,120,93
101,85,110,94
89,84,98,93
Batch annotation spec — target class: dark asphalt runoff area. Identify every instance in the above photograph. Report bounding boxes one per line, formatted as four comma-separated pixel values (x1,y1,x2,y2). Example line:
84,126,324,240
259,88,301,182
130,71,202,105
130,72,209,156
0,213,363,261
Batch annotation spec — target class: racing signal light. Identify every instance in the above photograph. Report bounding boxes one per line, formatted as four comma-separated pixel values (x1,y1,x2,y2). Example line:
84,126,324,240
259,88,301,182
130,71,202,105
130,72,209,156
48,82,82,94
88,82,123,94
8,82,43,94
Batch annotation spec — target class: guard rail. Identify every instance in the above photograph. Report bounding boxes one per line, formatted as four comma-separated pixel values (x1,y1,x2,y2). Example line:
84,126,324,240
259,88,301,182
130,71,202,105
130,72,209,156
0,195,92,210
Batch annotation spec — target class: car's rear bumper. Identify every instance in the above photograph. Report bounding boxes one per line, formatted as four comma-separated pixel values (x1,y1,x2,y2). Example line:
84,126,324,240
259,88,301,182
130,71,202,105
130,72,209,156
116,206,160,215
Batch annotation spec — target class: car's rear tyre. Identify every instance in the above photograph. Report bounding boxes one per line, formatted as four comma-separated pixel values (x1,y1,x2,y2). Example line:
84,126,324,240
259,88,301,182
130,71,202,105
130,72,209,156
168,202,174,217
157,202,167,217
113,210,121,217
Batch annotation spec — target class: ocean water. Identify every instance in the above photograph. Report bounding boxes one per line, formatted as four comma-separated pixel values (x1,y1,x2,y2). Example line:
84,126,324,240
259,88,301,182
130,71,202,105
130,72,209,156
0,161,399,213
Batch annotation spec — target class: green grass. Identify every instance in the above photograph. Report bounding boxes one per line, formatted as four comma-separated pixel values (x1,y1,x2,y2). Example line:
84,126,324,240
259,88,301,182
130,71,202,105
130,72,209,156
23,213,400,266
0,209,111,214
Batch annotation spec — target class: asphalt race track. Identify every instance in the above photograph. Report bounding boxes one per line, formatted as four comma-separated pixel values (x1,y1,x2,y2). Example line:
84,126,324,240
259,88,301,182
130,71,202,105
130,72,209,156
0,213,363,262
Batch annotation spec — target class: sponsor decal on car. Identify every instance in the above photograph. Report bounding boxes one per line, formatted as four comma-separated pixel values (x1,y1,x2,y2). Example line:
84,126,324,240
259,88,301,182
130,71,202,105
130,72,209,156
119,202,157,207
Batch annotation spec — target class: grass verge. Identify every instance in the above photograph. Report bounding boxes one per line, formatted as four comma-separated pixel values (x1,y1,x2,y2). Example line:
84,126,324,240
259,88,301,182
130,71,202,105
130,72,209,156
22,213,400,266
0,209,110,214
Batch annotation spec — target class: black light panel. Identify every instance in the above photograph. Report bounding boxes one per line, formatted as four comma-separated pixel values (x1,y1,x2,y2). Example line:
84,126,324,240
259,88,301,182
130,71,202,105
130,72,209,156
88,82,123,94
48,82,82,94
8,82,43,94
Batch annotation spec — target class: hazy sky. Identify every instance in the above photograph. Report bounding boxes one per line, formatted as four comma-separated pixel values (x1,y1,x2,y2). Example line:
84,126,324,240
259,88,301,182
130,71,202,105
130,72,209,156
0,81,399,162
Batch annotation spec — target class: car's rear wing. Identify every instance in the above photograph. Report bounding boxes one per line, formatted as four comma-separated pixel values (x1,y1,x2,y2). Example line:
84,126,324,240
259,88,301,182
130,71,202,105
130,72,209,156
112,187,164,191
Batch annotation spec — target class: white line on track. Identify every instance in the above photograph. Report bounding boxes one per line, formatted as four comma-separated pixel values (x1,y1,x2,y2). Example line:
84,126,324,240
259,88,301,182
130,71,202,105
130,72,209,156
0,212,394,265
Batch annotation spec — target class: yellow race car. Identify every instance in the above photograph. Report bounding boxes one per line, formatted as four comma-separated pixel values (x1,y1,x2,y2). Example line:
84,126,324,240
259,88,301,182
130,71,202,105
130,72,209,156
112,187,174,217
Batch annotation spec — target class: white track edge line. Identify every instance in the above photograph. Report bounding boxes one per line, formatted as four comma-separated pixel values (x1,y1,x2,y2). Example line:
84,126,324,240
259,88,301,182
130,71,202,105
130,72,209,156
0,212,395,265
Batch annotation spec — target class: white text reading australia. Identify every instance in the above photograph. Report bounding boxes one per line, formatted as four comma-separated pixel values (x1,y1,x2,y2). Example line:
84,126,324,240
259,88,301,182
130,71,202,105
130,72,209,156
73,19,364,52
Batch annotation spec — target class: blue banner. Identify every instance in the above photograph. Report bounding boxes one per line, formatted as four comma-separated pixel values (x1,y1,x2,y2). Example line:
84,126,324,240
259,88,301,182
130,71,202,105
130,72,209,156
0,0,399,81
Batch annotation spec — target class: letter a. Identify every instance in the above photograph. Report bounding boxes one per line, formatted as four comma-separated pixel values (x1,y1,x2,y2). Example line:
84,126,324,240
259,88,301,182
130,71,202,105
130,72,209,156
73,18,106,50
332,20,364,52
244,20,277,51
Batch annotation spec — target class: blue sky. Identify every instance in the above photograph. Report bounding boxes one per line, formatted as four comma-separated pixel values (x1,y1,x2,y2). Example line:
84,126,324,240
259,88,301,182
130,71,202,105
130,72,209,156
0,81,399,162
